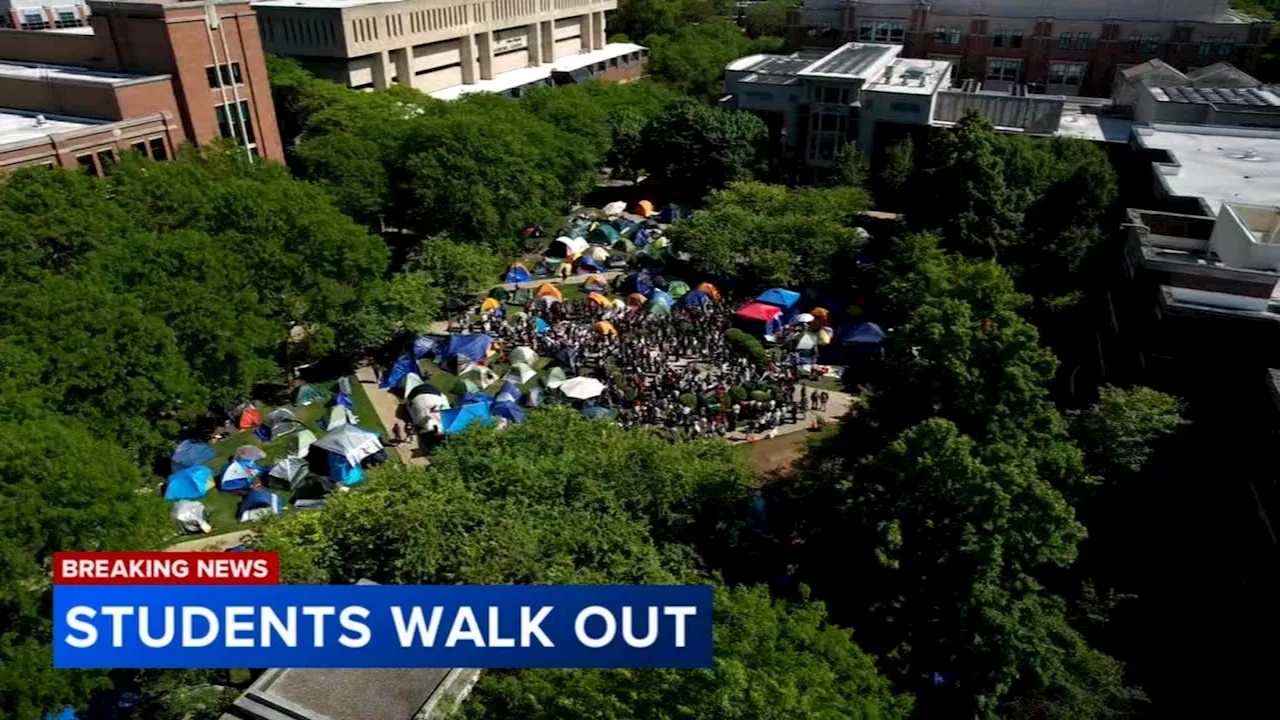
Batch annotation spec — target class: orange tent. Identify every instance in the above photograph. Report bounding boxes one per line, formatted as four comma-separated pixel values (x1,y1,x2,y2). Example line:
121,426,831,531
586,292,610,308
811,306,830,327
535,283,564,300
696,282,721,301
585,273,608,287
626,292,647,307
238,406,261,430
636,200,655,217
481,297,501,312
593,321,618,337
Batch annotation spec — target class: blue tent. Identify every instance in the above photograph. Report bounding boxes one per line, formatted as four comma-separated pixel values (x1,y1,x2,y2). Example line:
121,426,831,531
657,205,682,224
492,401,525,424
649,289,674,308
440,403,492,434
633,227,652,247
504,263,531,283
43,708,77,720
575,255,604,273
327,453,365,486
460,390,494,406
533,317,549,335
171,439,216,471
498,381,522,402
680,290,711,308
582,405,617,420
844,322,886,346
238,490,282,520
335,391,354,409
756,288,801,311
443,334,492,363
379,355,418,390
165,465,212,501
412,335,443,359
218,459,262,493
620,272,652,297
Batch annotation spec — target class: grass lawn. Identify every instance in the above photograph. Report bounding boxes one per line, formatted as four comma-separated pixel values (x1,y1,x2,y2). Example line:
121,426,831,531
802,371,847,394
174,377,391,540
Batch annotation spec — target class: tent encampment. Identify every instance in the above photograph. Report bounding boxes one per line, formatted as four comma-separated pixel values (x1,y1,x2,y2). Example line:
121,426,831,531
680,290,711,308
236,445,267,462
237,405,261,430
379,355,419,390
506,362,538,386
575,255,604,274
547,236,589,259
481,297,501,312
620,272,652,297
756,288,801,314
288,429,317,458
584,274,609,291
510,345,538,366
544,366,568,390
602,200,627,216
534,283,564,301
238,490,282,523
735,302,784,338
492,401,525,424
165,465,213,501
504,262,531,283
267,408,303,437
667,280,690,299
268,456,310,489
458,362,499,389
293,384,328,407
218,459,261,492
443,334,493,363
586,291,610,308
593,320,618,337
327,404,357,430
440,403,492,434
844,322,886,347
171,440,216,471
314,424,384,466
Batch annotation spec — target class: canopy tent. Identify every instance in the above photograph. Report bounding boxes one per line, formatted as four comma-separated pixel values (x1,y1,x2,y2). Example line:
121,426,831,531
696,282,722,301
534,283,564,301
314,424,384,466
587,224,620,246
510,345,538,366
593,320,618,337
481,297,501,312
237,405,261,430
680,290,711,308
756,288,802,313
443,334,493,363
171,440,216,471
575,255,604,274
267,408,303,437
165,465,212,501
268,456,310,489
735,302,784,338
327,404,357,430
489,285,511,301
412,334,443,359
667,280,690,299
602,200,627,216
238,490,282,523
328,453,364,486
583,274,609,291
626,292,648,307
379,355,419,391
585,291,610,308
547,236,589,259
560,376,605,400
171,500,211,534
844,322,886,346
459,362,499,389
219,459,261,492
504,262,531,283
293,384,328,407
235,445,267,462
492,401,525,424
440,403,493,434
620,272,652,297
288,429,317,458
544,366,568,390
636,199,655,217
403,372,424,398
506,362,538,386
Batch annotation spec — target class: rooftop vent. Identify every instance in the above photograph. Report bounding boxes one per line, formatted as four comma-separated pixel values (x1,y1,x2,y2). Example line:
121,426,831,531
34,114,47,127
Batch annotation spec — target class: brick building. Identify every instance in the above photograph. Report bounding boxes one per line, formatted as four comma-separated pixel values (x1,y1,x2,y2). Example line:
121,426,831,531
789,0,1273,97
0,0,283,172
0,0,90,31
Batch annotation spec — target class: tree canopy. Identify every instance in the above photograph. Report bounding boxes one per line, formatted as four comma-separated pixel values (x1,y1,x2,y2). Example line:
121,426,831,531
644,18,784,101
640,102,770,202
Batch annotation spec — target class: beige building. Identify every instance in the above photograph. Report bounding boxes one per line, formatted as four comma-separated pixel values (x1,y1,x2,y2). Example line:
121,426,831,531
253,0,644,97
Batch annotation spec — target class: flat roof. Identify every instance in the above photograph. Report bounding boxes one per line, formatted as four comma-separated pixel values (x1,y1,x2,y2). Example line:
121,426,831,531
252,0,403,8
1055,108,1134,143
1153,86,1280,106
865,57,950,96
0,108,103,146
429,43,644,101
727,52,825,75
1136,124,1280,214
797,42,898,80
0,60,159,86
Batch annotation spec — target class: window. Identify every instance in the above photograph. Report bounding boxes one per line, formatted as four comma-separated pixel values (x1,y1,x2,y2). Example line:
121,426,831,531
993,30,1006,48
934,27,961,44
1127,33,1140,53
1059,32,1072,49
1011,30,1023,49
1074,32,1091,49
131,141,147,155
206,62,243,88
215,101,256,149
1143,34,1161,53
149,138,168,161
889,101,921,115
1199,37,1237,57
934,26,947,42
76,153,97,176
96,150,116,172
21,11,49,30
986,59,1022,83
1048,62,1086,86
822,86,843,104
54,10,82,28
859,20,905,44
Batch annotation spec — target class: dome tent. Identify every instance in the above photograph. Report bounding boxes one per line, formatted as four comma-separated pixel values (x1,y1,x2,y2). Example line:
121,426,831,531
238,490,282,523
504,262,531,283
171,440,216,472
165,465,213,501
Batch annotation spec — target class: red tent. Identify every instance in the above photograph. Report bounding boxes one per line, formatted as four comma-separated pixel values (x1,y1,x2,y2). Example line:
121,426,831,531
238,406,261,430
735,302,782,322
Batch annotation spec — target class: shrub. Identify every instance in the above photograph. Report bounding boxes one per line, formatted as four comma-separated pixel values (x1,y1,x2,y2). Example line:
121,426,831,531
727,328,769,366
750,390,770,402
679,393,698,408
728,386,748,404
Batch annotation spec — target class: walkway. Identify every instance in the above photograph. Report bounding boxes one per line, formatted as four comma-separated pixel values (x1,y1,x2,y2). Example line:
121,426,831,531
497,269,624,292
356,365,428,465
166,529,253,552
725,386,853,444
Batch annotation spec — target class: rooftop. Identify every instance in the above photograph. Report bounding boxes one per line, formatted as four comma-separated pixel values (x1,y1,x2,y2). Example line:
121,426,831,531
799,0,1260,24
0,108,102,146
1152,86,1280,106
1055,106,1134,143
429,43,644,101
865,57,951,96
1136,124,1280,214
252,0,406,8
0,60,160,86
797,42,899,80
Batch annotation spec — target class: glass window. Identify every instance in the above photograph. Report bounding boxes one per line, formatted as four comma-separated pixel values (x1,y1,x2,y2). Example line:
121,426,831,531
215,101,255,146
22,12,49,30
1199,38,1215,57
1049,62,1086,86
986,59,1022,82
1127,33,1140,52
820,114,837,132
149,138,168,161
993,31,1005,48
54,10,81,28
96,150,116,172
949,28,961,44
1144,34,1161,53
934,27,947,43
206,62,243,88
1011,30,1023,49
822,87,841,104
76,153,97,176
131,141,147,155
1075,32,1091,49
1059,32,1072,49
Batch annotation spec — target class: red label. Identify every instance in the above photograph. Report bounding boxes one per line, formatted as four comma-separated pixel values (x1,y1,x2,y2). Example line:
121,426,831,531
54,552,280,585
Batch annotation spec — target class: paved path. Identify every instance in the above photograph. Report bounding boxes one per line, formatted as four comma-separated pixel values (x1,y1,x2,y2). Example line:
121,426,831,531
166,529,253,552
726,386,853,444
497,270,624,292
356,365,428,465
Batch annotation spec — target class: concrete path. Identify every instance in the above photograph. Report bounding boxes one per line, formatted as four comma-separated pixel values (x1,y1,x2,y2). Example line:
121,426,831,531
356,365,428,465
497,270,624,292
726,386,852,444
166,529,253,552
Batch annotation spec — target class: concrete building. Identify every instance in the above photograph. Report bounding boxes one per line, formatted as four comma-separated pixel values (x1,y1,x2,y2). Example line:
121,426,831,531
0,0,90,30
252,0,646,99
789,0,1272,97
0,0,284,172
1134,124,1280,216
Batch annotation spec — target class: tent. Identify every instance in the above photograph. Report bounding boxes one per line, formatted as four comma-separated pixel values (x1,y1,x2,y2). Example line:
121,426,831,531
327,404,357,430
497,381,523,403
165,465,212,501
667,280,690,299
288,429,317,457
534,283,564,301
587,224,620,246
560,376,605,400
492,400,525,424
626,292,648,307
584,273,609,291
680,290,711,308
328,453,364,486
620,272,652,297
510,345,538,365
695,282,721,301
403,372,424,398
811,307,831,327
657,205,683,223
647,297,672,315
524,387,544,408
293,384,328,407
553,347,581,374
593,320,618,337
379,355,419,390
219,459,261,492
818,326,834,345
534,317,549,335
756,288,802,314
511,287,533,304
237,405,261,430
443,334,493,363
489,285,511,301
547,236,589,259
237,490,282,523
575,255,604,274
533,295,559,310
844,322,886,347
586,291,610,308
460,390,493,406
408,391,449,426
171,440,216,471
506,362,538,385
335,391,354,410
412,335,443,359
612,237,636,253
481,297,501,312
587,246,610,262
314,424,384,466
267,408,303,437
636,199,655,217
171,500,211,534
459,362,499,388
544,366,568,390
504,262,531,283
268,456,310,489
440,403,493,434
735,302,784,338
236,445,267,462
795,332,821,353
602,200,627,216
650,289,674,307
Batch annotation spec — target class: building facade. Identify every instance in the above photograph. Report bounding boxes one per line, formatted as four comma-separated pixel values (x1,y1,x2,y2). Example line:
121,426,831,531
789,0,1273,97
253,0,644,98
0,0,89,30
0,0,283,172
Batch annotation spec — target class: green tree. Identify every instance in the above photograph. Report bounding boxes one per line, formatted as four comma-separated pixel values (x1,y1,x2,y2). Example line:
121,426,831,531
644,19,784,100
744,0,794,38
405,234,504,305
264,54,352,145
1070,386,1186,479
878,137,914,203
641,101,768,202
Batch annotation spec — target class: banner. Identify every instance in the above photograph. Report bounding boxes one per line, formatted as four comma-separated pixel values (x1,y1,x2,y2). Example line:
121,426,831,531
53,584,713,669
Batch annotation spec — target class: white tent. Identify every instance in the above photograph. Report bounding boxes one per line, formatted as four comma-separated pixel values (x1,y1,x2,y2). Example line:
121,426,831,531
408,393,449,426
458,363,499,389
402,372,424,398
587,246,610,262
288,429,317,458
544,366,568,390
506,362,538,386
314,425,383,466
327,405,357,430
560,376,605,400
268,456,310,489
220,460,257,485
548,236,589,259
603,200,627,216
510,346,538,365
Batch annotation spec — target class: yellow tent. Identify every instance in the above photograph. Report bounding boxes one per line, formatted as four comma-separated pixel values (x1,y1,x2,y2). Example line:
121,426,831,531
636,200,655,217
480,297,501,312
696,282,721,301
593,321,618,337
535,283,564,300
586,292,610,308
626,292,647,307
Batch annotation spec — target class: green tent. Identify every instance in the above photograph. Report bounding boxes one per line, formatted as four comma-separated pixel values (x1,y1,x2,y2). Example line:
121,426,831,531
489,286,510,301
293,384,327,406
646,298,672,315
587,224,620,246
612,237,636,254
667,281,690,299
510,287,533,304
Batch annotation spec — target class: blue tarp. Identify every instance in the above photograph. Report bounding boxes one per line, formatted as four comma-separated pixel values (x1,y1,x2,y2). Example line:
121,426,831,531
460,391,494,406
492,401,525,424
164,465,212,501
171,440,217,470
43,708,77,720
379,355,418,390
238,489,281,517
620,272,652,297
845,322,886,346
443,334,492,363
582,405,617,420
756,288,801,311
412,335,443,359
680,290,711,308
335,392,354,409
504,264,531,283
327,453,365,486
440,403,492,434
534,317,549,335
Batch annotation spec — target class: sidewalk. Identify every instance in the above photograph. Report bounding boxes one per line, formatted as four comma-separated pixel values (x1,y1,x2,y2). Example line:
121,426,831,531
355,365,427,465
726,387,852,444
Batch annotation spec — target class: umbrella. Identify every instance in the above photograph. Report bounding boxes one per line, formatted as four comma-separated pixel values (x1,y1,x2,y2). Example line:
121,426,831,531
560,377,605,400
510,346,538,365
795,312,816,323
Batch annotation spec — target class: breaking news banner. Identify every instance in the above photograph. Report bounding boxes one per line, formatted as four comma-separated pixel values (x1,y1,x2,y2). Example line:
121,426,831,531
52,553,713,670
